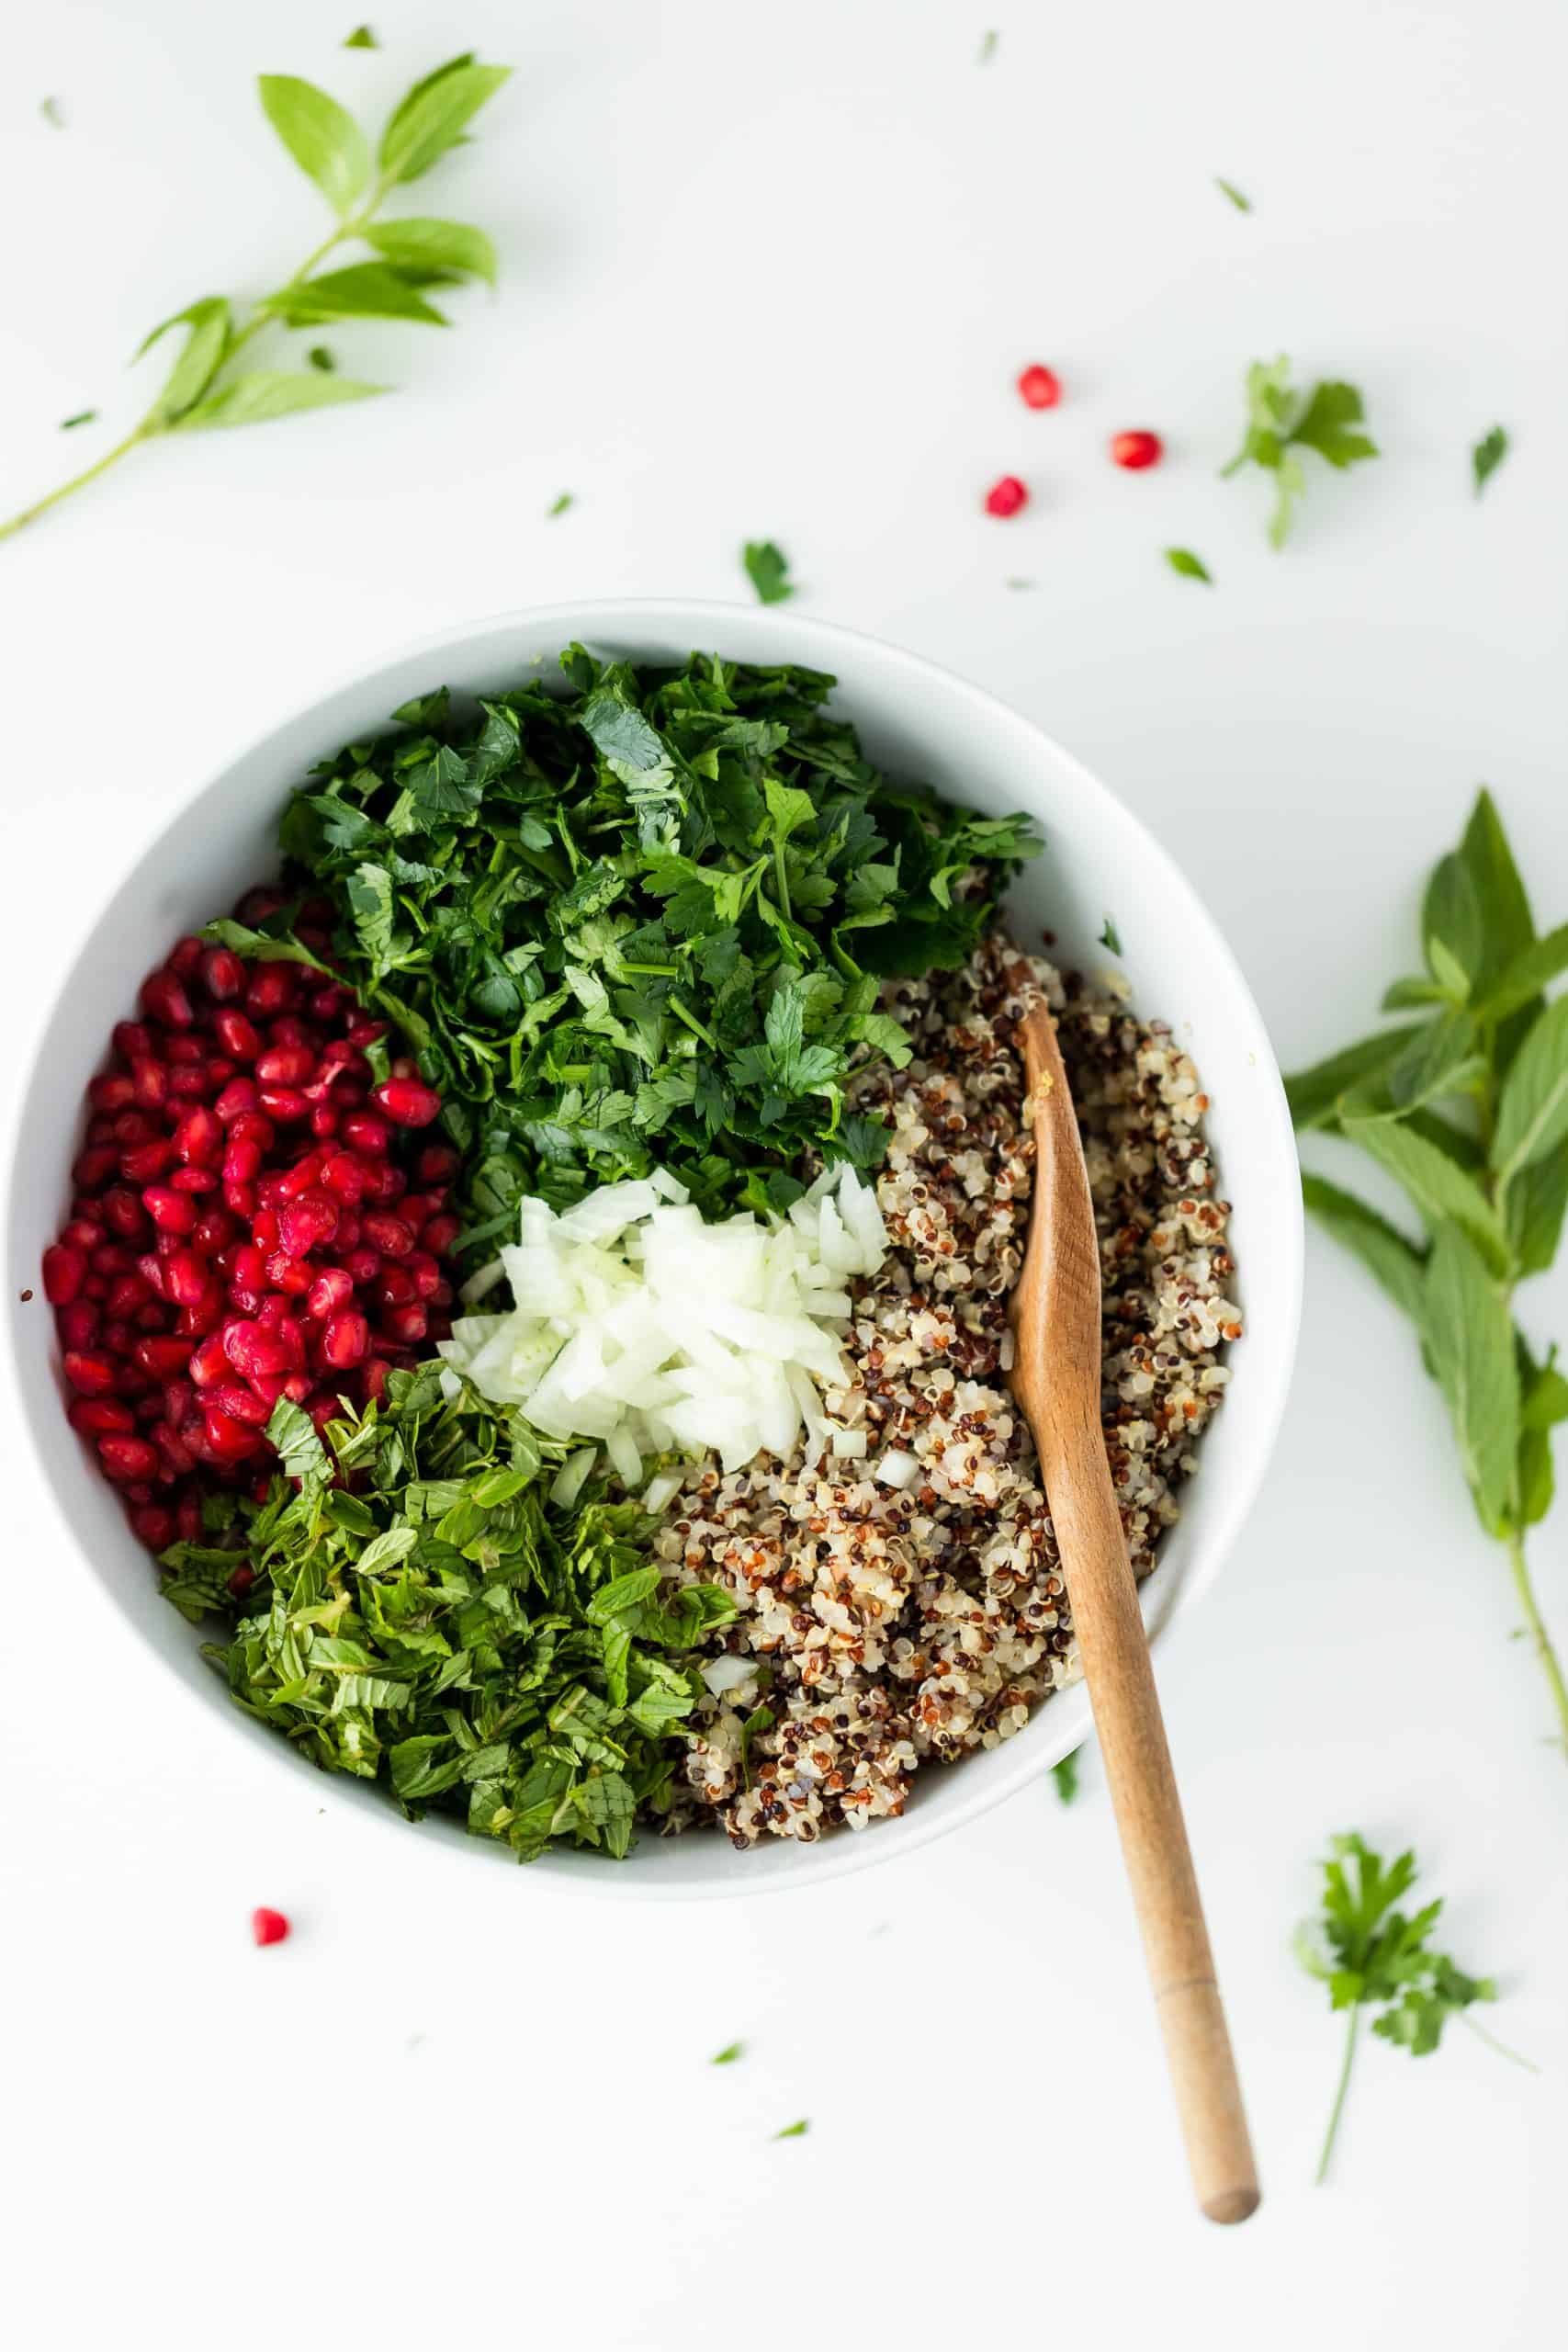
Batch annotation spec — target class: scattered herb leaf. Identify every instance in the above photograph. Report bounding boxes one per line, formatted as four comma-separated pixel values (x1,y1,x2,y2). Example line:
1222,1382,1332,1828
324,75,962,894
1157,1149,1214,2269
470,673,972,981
1051,1747,1080,1804
59,410,97,431
711,2041,745,2065
1472,425,1508,498
308,345,336,372
1100,916,1122,955
1164,546,1213,583
1221,356,1379,547
547,491,573,517
344,23,378,45
3,51,510,545
773,2119,810,2140
1286,788,1568,1748
40,96,66,129
1004,576,1036,591
1214,177,1251,212
742,539,795,605
1295,1832,1526,2183
977,29,999,62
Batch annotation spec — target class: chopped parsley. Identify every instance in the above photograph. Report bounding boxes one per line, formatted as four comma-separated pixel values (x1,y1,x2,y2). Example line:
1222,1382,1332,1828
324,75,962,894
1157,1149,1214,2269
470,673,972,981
272,646,1039,1241
547,491,573,517
1051,1747,1080,1803
344,24,378,46
1099,916,1122,955
711,2041,745,2065
307,345,336,373
1214,177,1251,212
1164,546,1213,583
59,409,98,431
773,2118,810,2140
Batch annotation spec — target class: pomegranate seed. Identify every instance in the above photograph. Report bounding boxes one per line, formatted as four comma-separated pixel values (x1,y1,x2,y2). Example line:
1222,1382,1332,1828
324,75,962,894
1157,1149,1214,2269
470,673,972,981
1111,429,1162,470
251,1906,290,1948
260,1087,310,1122
321,1153,367,1205
90,1072,137,1114
203,1403,260,1462
224,1136,264,1184
306,1266,355,1319
360,1160,406,1204
142,1184,197,1236
405,1251,443,1301
372,1076,442,1128
375,1265,416,1308
224,1181,256,1218
416,1144,461,1184
265,1251,313,1296
175,1106,223,1165
107,1273,153,1318
278,1190,339,1257
383,1302,429,1346
168,1063,214,1100
422,1213,461,1258
58,1300,101,1349
252,1209,281,1253
112,1021,152,1062
223,1317,295,1382
169,935,206,979
1017,363,1062,410
63,1350,118,1396
216,1073,264,1125
199,945,246,1001
120,1139,175,1184
135,1334,193,1380
130,1502,175,1549
169,1167,219,1195
131,1057,172,1110
335,1212,362,1252
309,1103,340,1138
321,1309,370,1368
984,475,1029,518
69,1396,136,1435
362,1211,414,1259
341,1109,390,1156
62,1217,106,1251
343,1247,380,1285
214,1382,273,1429
245,965,296,1016
163,1249,209,1308
98,1433,161,1484
189,1331,230,1388
255,1043,316,1087
237,887,285,926
73,1145,120,1191
164,1035,206,1066
102,1189,149,1241
141,969,194,1028
42,1242,87,1304
191,1208,237,1254
362,1358,391,1402
275,1153,324,1203
175,1490,203,1542
307,1393,341,1434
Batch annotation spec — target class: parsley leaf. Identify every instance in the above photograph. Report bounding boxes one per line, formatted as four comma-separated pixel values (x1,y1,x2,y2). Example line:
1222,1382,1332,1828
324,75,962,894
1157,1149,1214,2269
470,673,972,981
1472,425,1508,497
1295,1832,1526,2182
1214,176,1251,212
742,539,795,605
1051,1747,1080,1804
1164,546,1212,583
1099,916,1122,955
1222,356,1379,547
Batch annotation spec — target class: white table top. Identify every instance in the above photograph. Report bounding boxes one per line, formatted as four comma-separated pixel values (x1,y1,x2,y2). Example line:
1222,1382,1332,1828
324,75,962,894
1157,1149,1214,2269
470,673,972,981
3,4,1563,2345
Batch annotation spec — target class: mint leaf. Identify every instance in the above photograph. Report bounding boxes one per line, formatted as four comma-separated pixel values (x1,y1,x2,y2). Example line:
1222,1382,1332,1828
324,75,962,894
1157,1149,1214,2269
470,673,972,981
1283,1029,1412,1131
1492,997,1568,1189
1423,1224,1520,1533
711,2041,745,2065
175,371,387,429
1164,546,1212,582
378,58,511,186
258,74,371,217
1301,1174,1428,1328
364,216,499,287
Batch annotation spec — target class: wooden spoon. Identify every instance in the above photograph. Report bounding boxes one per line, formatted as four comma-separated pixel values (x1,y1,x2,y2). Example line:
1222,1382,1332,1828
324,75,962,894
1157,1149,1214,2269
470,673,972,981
1010,997,1260,2226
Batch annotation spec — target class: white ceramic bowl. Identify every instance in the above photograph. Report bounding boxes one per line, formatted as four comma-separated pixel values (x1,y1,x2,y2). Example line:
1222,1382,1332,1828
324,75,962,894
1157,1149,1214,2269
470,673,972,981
6,600,1302,1897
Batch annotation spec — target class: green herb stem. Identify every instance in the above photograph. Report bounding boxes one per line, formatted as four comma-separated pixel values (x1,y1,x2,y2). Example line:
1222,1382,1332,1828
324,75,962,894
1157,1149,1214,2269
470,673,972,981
1458,2010,1540,2073
1315,2001,1360,2185
1505,1531,1568,1753
0,424,150,542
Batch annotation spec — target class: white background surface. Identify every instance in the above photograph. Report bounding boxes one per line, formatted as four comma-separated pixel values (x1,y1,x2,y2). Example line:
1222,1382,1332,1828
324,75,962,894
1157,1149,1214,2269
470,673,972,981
2,4,1564,2346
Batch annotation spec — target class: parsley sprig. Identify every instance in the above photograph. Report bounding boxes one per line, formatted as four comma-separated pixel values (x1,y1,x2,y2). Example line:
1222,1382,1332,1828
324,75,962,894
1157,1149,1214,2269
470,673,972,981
266,646,1037,1240
1287,791,1568,1752
2,53,509,545
1296,1834,1527,2182
1221,356,1378,546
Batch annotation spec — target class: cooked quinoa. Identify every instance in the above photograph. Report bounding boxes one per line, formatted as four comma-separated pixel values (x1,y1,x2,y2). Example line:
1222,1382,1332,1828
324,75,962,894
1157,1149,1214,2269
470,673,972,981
654,925,1241,1847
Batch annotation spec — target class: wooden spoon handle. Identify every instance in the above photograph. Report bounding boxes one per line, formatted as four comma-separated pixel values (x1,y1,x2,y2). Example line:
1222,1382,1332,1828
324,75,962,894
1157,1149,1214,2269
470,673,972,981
1046,1418,1259,2224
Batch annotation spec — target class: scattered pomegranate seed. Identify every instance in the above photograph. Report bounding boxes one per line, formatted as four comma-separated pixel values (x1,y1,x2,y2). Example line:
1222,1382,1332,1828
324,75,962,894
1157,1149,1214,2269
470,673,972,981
983,475,1029,518
1111,429,1163,470
372,1077,442,1129
1016,364,1061,410
251,1906,291,1948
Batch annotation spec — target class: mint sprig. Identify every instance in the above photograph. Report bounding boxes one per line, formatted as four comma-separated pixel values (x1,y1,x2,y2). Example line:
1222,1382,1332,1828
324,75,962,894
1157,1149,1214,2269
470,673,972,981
1287,790,1568,1751
2,52,509,545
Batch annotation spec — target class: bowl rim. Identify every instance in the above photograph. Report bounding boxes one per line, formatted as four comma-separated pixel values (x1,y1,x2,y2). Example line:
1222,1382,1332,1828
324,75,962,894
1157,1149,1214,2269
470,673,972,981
6,595,1303,1900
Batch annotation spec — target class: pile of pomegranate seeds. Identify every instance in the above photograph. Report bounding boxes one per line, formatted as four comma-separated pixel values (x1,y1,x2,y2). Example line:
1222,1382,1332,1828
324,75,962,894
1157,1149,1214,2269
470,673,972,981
42,908,458,1553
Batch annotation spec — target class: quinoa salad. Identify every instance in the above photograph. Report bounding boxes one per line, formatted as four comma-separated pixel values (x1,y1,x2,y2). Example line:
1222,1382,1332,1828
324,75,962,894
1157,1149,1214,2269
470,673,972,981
41,650,1239,1863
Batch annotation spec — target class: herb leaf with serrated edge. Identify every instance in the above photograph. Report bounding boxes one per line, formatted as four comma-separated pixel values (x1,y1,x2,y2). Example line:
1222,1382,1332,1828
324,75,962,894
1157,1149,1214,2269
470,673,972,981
1,51,510,546
1295,1832,1526,2184
1221,355,1378,547
274,645,1039,1237
743,540,795,605
1285,787,1568,1754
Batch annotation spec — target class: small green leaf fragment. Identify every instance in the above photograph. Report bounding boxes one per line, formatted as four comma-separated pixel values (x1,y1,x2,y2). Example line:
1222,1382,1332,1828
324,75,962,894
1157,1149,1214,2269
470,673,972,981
1052,1748,1080,1804
257,74,371,217
1099,916,1122,955
59,410,98,431
308,345,336,372
743,539,795,605
1472,425,1508,497
40,96,66,129
773,2118,810,2140
977,29,999,62
711,2041,745,2065
547,492,573,517
1214,177,1251,212
1164,546,1213,582
174,371,387,430
344,24,378,46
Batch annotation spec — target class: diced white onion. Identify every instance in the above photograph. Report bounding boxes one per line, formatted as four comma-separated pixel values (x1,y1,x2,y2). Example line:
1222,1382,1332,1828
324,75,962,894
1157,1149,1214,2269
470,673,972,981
874,1448,920,1490
438,1161,889,1489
